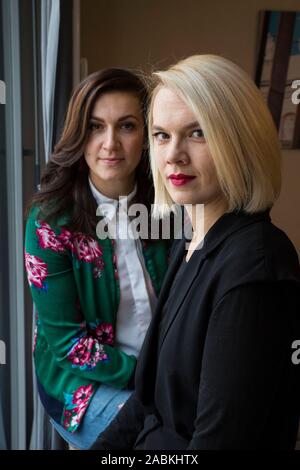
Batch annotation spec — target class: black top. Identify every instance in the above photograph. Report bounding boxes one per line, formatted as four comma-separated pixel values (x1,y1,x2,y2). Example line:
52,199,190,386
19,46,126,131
92,210,300,450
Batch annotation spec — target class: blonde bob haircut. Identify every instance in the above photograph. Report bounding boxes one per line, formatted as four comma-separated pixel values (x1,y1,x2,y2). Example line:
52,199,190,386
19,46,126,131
148,54,282,218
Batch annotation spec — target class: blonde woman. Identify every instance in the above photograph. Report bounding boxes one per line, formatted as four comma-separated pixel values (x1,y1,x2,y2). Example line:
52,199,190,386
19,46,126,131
91,55,300,450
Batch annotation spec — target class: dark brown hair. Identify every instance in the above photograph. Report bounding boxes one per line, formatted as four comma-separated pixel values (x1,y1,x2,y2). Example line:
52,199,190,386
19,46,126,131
28,68,153,235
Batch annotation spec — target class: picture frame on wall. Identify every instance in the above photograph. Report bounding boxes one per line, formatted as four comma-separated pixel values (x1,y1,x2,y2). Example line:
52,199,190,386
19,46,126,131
256,11,300,149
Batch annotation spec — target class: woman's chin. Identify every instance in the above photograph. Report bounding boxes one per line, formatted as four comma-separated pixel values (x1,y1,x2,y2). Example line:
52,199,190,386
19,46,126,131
91,169,129,182
169,192,198,206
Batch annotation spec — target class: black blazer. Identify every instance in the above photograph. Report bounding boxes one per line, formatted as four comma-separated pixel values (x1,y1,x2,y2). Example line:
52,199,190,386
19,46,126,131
92,210,300,450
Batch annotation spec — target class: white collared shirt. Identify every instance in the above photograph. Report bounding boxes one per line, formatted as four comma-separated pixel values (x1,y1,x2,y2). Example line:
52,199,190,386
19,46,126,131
89,178,157,357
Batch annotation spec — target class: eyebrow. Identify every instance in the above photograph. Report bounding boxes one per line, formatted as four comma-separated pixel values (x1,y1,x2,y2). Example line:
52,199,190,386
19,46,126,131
152,121,201,131
90,114,140,122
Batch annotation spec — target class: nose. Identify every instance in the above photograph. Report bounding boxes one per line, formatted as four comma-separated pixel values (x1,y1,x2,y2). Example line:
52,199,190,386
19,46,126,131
103,128,120,152
165,139,189,165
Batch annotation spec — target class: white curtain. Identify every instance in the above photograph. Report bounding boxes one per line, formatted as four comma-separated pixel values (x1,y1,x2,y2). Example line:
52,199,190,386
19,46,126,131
30,0,62,450
41,0,60,161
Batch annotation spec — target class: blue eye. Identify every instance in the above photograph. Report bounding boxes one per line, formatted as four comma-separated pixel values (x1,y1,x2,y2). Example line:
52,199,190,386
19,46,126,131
191,129,204,138
152,132,169,141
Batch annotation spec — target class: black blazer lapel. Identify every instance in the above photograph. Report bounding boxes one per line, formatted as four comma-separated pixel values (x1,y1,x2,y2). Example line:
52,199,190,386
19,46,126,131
135,238,186,403
154,238,187,315
158,246,205,353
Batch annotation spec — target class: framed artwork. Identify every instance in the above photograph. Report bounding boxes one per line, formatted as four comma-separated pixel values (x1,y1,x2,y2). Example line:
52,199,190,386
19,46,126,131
256,11,300,149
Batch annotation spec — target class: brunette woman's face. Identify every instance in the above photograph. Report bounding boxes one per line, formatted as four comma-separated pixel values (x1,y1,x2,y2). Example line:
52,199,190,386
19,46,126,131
84,91,145,197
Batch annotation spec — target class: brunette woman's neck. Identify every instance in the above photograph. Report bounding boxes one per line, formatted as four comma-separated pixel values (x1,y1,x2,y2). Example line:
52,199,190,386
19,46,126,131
89,173,136,200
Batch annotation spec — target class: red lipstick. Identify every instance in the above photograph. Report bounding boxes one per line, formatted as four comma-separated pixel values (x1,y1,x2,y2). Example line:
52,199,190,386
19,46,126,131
168,173,196,186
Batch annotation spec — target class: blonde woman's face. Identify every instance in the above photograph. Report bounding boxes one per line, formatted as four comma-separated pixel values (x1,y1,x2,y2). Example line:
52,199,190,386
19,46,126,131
151,87,224,206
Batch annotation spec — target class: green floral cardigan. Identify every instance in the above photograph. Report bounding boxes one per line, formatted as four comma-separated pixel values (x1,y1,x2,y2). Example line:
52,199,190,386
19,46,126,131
24,206,170,433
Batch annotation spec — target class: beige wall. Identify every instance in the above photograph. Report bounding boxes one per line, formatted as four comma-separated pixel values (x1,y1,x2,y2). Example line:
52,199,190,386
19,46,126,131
81,0,300,255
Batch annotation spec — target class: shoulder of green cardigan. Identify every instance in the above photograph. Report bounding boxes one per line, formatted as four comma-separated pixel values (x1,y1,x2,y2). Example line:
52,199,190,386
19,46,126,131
28,204,71,231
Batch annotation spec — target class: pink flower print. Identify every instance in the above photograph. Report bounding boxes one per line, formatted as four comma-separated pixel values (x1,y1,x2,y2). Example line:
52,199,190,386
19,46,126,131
59,230,104,274
36,221,65,252
25,252,48,289
67,334,108,370
71,401,88,425
57,228,75,251
62,384,94,432
62,409,73,430
59,230,103,263
68,338,90,366
72,233,102,263
72,384,93,407
95,323,114,345
69,407,85,428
